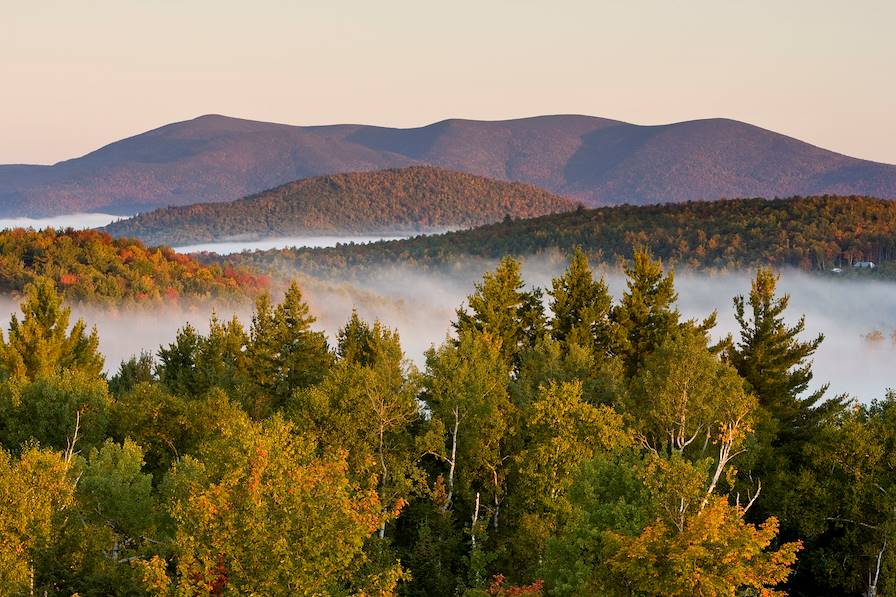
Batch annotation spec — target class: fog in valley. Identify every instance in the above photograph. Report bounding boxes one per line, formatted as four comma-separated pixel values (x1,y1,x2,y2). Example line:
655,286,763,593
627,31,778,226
0,211,887,398
0,212,124,231
2,259,893,403
173,235,411,254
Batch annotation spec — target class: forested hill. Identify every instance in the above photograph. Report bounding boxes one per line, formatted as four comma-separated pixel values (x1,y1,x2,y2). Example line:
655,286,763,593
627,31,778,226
102,166,576,246
0,228,266,305
216,195,896,276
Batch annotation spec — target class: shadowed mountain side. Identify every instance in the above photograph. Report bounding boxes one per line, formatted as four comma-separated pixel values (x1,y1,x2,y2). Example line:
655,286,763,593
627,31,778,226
3,114,896,216
101,166,577,246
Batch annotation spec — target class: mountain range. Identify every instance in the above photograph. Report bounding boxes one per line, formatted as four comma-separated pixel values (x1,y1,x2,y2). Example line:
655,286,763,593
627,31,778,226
101,166,575,246
2,114,896,216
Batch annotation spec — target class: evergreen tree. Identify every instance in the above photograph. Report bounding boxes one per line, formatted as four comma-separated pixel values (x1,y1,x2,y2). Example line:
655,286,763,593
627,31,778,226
727,268,835,452
336,309,377,366
0,279,103,382
455,257,545,370
107,351,155,397
156,323,202,397
247,283,332,415
549,247,612,353
609,249,682,377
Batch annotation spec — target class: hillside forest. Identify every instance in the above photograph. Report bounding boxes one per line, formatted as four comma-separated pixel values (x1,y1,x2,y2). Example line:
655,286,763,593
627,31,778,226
1,248,892,596
219,195,896,280
101,166,575,247
0,228,266,305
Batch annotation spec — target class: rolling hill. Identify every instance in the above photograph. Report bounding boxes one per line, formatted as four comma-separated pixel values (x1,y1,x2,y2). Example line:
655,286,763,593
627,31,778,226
213,195,896,278
3,114,896,216
101,166,576,246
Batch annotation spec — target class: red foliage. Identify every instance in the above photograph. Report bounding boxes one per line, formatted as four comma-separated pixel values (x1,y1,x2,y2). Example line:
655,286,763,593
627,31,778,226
487,574,544,596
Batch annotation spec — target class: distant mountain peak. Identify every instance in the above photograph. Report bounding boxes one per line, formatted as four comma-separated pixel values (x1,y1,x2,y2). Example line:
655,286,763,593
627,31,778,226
1,114,895,217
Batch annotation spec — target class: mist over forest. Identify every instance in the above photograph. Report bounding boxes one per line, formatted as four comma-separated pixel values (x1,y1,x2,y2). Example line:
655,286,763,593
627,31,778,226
4,261,888,402
0,213,123,231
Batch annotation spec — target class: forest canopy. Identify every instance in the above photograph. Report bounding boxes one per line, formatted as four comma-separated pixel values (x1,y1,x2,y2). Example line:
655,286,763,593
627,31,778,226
216,195,896,279
0,228,267,305
1,249,892,596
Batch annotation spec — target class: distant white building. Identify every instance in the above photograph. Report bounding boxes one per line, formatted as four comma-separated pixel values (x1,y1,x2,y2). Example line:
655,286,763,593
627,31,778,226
854,261,876,269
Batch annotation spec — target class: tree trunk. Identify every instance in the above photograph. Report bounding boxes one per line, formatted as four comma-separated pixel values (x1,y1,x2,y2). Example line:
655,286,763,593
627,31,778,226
491,469,500,532
471,492,480,549
377,424,388,539
444,409,460,510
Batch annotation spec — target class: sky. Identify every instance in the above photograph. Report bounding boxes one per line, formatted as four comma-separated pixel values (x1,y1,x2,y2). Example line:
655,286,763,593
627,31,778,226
2,0,894,165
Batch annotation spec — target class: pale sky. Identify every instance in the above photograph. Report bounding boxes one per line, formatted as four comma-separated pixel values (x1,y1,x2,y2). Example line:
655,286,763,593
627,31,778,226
3,0,894,165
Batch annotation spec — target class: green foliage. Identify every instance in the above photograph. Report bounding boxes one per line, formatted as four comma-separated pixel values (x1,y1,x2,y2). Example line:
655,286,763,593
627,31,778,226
156,283,333,417
549,247,612,353
291,316,424,537
727,268,837,457
108,351,156,397
0,245,889,595
144,416,404,595
0,447,74,595
542,451,801,596
0,370,111,453
503,381,630,577
422,329,514,514
246,283,333,415
609,248,682,376
157,315,249,400
786,394,896,595
625,326,754,457
0,278,103,382
36,440,158,596
455,256,546,368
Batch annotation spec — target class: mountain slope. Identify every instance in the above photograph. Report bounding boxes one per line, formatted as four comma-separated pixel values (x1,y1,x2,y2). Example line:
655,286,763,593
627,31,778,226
3,114,896,216
214,195,896,277
101,166,576,246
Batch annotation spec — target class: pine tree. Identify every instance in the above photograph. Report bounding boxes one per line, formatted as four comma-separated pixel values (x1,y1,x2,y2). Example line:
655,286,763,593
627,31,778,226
0,279,103,381
454,257,545,370
336,310,377,366
549,247,612,353
727,269,838,453
247,283,333,415
609,249,681,377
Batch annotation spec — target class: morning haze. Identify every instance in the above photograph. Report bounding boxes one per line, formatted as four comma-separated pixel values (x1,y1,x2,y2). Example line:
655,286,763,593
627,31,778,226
3,0,895,164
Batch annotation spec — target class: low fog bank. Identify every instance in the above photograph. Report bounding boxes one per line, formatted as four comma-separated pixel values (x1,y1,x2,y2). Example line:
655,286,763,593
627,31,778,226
0,213,125,231
173,235,411,255
670,270,896,401
0,300,257,378
1,261,893,402
300,262,896,402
